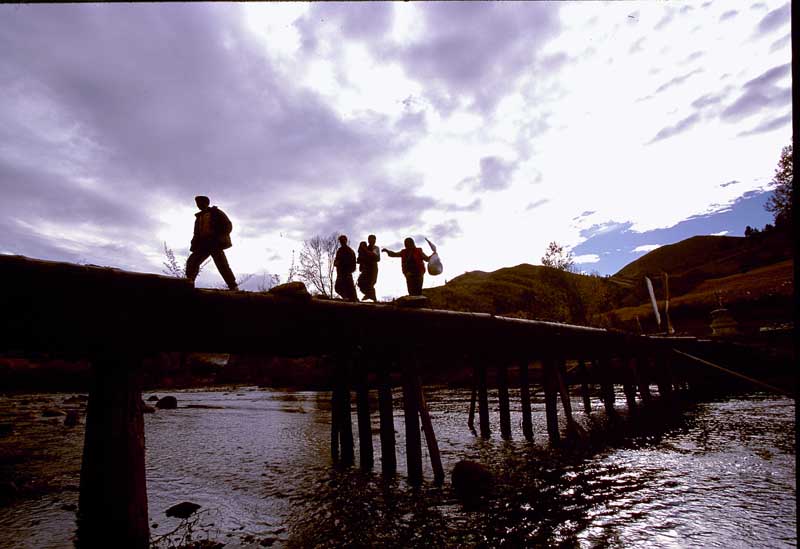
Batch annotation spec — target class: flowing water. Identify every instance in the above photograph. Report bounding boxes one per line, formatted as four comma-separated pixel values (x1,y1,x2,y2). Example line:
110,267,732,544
0,386,795,548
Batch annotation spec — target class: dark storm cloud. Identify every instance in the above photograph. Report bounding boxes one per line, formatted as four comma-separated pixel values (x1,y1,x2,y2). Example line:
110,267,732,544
719,10,738,22
295,3,562,115
0,4,428,269
720,64,791,122
756,3,789,35
459,156,516,192
296,2,394,50
427,219,461,243
388,3,562,114
738,113,792,136
648,113,701,144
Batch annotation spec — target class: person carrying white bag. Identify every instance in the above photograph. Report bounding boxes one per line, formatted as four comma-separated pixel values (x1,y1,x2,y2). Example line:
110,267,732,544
425,238,443,276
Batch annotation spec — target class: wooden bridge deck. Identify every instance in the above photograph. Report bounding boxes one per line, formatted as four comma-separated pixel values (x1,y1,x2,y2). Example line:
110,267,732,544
1,254,714,548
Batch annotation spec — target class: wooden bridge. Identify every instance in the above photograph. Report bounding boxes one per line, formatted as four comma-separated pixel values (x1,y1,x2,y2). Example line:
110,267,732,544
1,254,725,548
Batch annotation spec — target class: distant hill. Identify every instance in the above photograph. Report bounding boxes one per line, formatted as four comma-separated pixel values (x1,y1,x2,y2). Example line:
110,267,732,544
423,263,627,326
423,229,793,334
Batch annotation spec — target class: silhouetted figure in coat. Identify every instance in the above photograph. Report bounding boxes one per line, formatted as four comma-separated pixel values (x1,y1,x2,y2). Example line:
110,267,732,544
356,234,380,301
333,234,357,301
382,237,430,296
185,195,238,290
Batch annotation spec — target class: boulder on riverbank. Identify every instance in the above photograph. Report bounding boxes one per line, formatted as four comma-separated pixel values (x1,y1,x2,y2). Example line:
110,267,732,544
156,396,177,410
451,460,493,504
165,501,201,519
142,403,156,414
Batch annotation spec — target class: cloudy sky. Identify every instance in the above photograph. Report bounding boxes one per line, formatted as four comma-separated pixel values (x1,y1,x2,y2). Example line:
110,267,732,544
0,2,791,297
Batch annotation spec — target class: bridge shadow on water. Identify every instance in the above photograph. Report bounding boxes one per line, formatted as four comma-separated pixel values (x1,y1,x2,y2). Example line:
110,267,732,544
286,394,699,548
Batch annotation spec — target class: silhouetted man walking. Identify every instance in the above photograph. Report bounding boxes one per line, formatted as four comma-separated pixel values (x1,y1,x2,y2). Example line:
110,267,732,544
357,234,380,301
383,237,430,296
186,195,238,290
333,234,357,301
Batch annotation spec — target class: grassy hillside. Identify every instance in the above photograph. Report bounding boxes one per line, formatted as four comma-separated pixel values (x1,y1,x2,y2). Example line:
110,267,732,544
423,229,793,334
423,263,626,326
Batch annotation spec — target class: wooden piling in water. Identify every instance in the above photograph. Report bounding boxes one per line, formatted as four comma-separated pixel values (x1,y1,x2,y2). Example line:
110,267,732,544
598,357,616,416
555,360,575,425
622,356,638,410
333,357,354,466
655,354,673,401
579,359,591,414
467,371,477,432
519,357,533,441
402,367,423,485
355,360,373,471
635,356,652,403
377,367,396,477
77,357,149,549
416,378,445,485
543,358,560,445
497,363,512,440
476,362,491,438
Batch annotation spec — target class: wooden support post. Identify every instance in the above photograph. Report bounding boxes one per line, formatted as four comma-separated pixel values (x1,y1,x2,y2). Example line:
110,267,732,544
519,357,533,441
402,367,423,485
476,361,491,439
579,359,591,414
655,354,673,401
333,356,354,467
416,378,445,485
497,363,512,440
330,383,340,463
467,372,477,432
355,360,373,471
77,357,149,549
377,367,396,477
599,357,616,416
543,358,560,445
622,356,638,411
636,356,652,403
555,360,575,424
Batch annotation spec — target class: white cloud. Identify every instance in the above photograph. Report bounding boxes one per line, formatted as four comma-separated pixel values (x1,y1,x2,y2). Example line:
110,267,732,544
573,254,601,264
632,244,662,253
710,230,730,236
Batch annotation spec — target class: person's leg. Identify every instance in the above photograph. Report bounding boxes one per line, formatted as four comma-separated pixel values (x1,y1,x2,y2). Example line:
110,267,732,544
410,273,424,296
210,250,238,290
185,250,211,283
368,267,378,301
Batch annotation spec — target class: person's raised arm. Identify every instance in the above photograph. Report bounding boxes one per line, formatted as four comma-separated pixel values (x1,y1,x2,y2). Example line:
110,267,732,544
382,248,402,258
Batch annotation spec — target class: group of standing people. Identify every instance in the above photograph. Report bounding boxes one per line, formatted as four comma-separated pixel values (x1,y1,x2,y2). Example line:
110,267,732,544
183,195,434,301
334,234,431,301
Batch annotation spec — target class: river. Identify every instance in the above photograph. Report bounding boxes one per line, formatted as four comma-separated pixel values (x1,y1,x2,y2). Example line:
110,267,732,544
0,387,795,548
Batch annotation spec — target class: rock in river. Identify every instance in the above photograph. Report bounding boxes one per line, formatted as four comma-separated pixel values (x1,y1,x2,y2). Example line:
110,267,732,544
42,408,66,417
147,395,159,402
165,501,201,519
156,396,178,410
451,460,493,504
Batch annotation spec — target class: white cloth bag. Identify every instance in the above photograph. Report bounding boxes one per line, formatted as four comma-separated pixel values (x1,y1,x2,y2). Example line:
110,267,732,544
425,238,443,276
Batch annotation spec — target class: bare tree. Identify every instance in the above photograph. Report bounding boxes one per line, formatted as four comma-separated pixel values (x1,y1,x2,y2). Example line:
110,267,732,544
298,232,339,297
541,241,575,271
286,250,298,283
256,273,281,292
